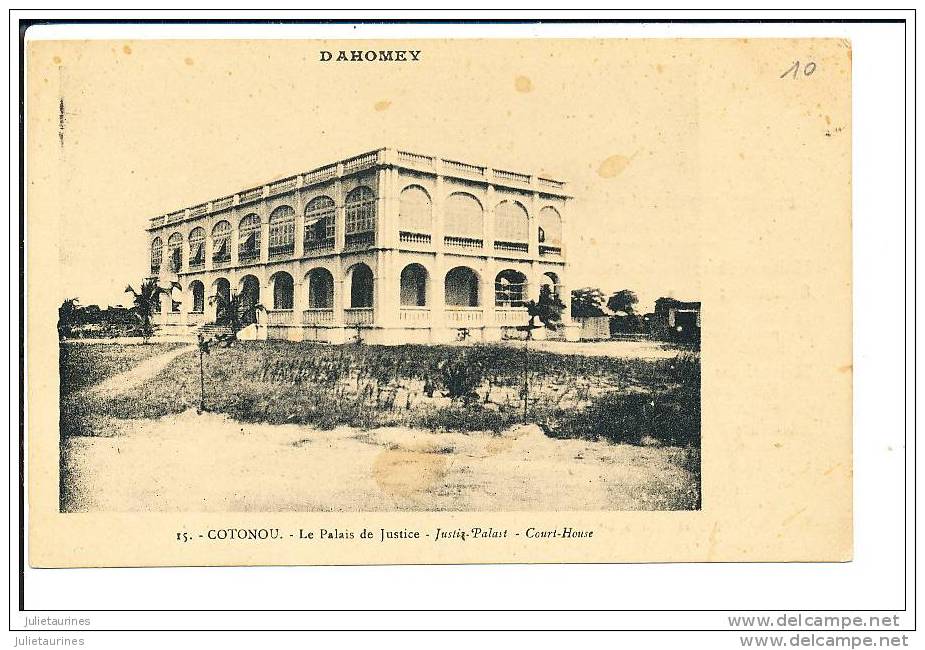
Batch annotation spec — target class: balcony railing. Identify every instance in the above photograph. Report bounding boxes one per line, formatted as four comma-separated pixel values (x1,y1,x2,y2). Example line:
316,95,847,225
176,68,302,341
238,248,260,262
305,238,335,254
539,244,562,256
538,177,565,189
269,243,294,258
445,307,483,324
166,210,185,224
445,236,483,249
443,159,485,178
493,169,530,184
397,151,435,168
494,307,529,326
189,204,208,218
212,195,234,211
345,307,374,325
212,252,231,267
302,308,335,325
399,231,432,245
399,307,430,325
188,258,205,270
494,240,529,253
267,309,294,326
239,187,264,204
345,232,375,250
187,312,204,326
343,152,379,174
268,176,298,196
303,165,337,186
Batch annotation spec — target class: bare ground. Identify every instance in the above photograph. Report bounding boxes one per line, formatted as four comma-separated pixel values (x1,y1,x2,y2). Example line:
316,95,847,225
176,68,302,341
61,409,698,512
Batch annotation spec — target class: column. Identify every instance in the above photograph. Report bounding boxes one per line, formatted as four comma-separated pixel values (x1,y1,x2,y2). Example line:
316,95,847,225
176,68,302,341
294,177,306,259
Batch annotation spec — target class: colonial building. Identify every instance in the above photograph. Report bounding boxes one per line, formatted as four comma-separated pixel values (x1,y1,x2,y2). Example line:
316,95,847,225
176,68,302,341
146,147,578,344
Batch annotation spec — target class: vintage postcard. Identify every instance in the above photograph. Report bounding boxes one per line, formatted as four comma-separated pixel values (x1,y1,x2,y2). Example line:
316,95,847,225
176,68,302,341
26,36,851,566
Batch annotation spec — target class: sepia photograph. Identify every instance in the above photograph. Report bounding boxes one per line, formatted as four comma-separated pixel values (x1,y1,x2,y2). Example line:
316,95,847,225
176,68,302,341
53,40,703,514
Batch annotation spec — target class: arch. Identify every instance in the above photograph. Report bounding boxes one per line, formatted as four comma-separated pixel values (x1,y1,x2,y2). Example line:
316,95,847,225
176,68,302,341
169,282,183,313
188,227,206,267
495,200,529,242
538,206,562,246
495,269,528,307
304,195,336,248
239,213,261,261
445,192,483,239
188,280,205,313
239,274,261,325
345,186,376,235
210,277,231,323
541,271,561,299
445,266,480,307
150,237,163,273
270,271,294,310
269,205,295,256
305,267,335,309
167,232,183,272
211,220,232,262
347,263,374,308
399,185,432,233
400,263,429,307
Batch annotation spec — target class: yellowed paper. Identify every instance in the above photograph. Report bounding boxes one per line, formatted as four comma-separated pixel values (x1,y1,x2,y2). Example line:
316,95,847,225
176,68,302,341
27,37,851,566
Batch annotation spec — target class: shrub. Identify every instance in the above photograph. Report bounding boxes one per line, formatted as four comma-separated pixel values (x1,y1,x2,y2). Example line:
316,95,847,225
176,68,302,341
434,352,485,401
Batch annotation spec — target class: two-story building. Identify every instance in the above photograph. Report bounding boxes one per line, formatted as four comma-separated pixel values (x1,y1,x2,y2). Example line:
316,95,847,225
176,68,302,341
146,147,579,344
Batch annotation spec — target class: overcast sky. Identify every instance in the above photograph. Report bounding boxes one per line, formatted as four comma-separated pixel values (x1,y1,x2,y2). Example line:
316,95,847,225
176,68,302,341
36,38,702,313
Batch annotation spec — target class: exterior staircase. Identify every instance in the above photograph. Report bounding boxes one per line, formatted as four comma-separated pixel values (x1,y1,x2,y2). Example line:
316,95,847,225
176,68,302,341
195,322,234,341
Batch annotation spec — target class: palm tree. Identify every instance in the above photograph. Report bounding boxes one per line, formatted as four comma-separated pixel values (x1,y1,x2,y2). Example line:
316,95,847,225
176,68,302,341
518,285,566,423
209,290,265,343
124,279,178,343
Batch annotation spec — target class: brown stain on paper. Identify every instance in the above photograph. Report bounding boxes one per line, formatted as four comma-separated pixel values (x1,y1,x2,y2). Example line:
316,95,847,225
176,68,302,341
373,449,448,497
122,45,132,55
514,75,533,93
597,152,638,178
184,57,195,66
373,100,392,112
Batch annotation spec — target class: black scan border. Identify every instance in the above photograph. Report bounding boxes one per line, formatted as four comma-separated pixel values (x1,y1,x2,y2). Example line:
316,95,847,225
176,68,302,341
12,11,915,633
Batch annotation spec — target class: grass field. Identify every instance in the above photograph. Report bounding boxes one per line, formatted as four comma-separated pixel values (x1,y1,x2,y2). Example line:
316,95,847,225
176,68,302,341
59,339,701,512
59,341,185,393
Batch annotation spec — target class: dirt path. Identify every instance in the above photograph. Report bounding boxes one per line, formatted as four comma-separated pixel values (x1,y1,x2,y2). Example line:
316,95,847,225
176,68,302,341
84,345,196,396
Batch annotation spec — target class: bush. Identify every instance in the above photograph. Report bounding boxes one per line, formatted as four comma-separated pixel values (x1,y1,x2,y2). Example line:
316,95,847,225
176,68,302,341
434,352,485,401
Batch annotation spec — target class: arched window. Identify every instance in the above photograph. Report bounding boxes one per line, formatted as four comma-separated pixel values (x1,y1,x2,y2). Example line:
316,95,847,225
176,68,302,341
542,271,561,300
170,282,182,313
399,185,432,233
400,263,428,307
445,267,480,307
213,277,231,316
306,268,335,309
272,272,294,310
239,275,260,324
495,200,529,242
269,205,295,257
304,196,336,251
188,227,205,268
345,187,376,249
211,221,231,263
538,206,563,248
495,269,528,307
445,192,483,240
349,264,374,308
239,214,261,261
189,280,205,313
167,232,183,272
150,237,163,274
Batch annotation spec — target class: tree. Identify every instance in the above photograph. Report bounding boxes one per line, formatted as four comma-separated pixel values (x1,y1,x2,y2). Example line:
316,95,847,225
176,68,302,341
517,286,567,423
607,289,639,315
571,287,606,318
57,298,80,339
209,290,265,343
124,279,178,343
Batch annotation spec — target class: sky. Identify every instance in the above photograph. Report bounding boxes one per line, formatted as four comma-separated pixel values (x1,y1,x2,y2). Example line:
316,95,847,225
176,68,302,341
32,38,703,314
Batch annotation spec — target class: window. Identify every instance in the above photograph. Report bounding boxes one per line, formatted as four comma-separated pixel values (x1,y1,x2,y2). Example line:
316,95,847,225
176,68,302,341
190,281,205,313
495,269,528,307
272,272,294,310
400,263,428,307
304,196,336,248
399,185,432,233
495,200,529,242
349,264,374,308
239,214,261,261
212,221,231,262
538,206,563,246
307,268,334,309
167,232,183,272
345,186,376,235
269,205,295,256
150,237,163,274
445,267,480,307
444,193,483,239
188,227,205,267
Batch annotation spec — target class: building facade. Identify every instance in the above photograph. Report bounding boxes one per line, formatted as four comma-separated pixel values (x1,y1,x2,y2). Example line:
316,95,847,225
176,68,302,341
146,147,578,344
